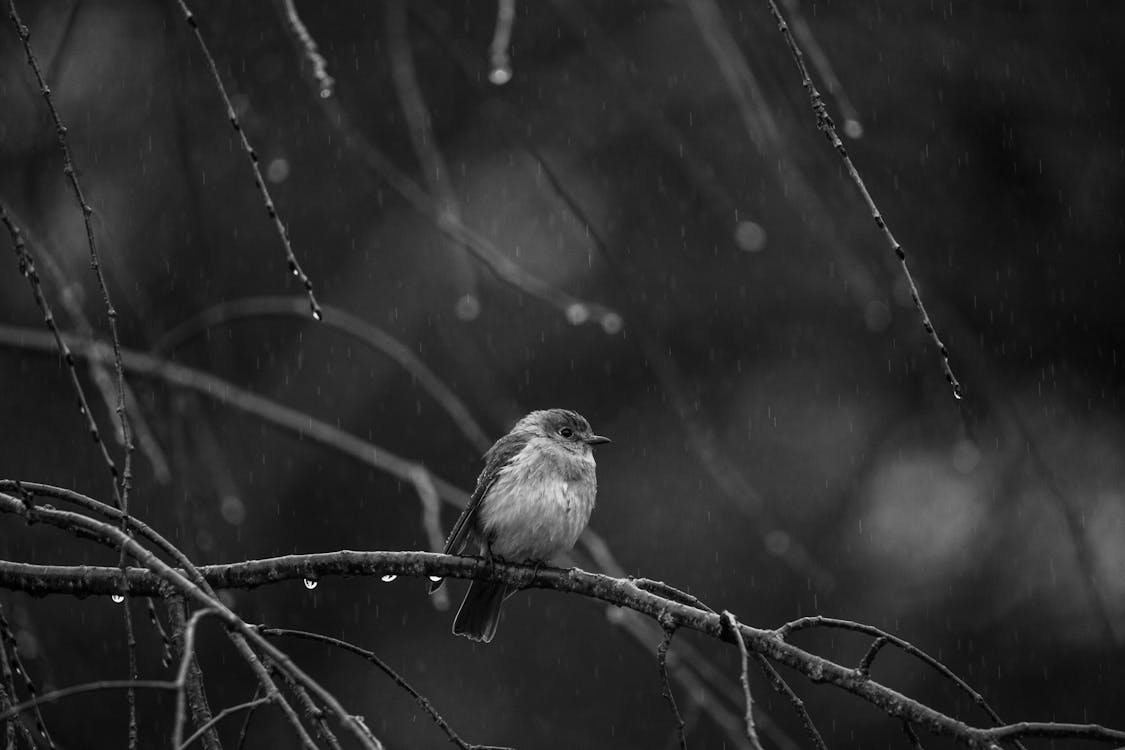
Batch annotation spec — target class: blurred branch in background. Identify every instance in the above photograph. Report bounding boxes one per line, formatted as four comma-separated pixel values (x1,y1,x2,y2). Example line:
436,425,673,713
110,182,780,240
275,0,621,332
154,295,492,453
385,0,481,320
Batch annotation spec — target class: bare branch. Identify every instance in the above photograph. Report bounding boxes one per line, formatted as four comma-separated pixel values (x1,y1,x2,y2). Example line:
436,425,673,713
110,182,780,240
753,655,827,750
776,615,1023,748
260,628,513,750
656,626,688,750
856,636,889,677
6,0,136,506
0,490,378,749
2,501,1123,747
721,612,764,750
764,0,963,399
170,0,322,320
179,697,270,750
903,721,925,750
0,604,54,748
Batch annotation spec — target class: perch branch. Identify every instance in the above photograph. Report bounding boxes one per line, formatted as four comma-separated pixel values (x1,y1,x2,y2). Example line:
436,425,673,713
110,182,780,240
2,540,1121,748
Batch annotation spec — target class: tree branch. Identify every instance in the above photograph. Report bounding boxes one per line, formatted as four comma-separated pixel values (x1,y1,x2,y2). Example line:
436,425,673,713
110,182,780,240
2,542,1122,747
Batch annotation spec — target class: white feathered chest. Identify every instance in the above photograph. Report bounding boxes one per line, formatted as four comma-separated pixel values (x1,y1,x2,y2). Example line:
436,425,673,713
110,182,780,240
476,436,598,561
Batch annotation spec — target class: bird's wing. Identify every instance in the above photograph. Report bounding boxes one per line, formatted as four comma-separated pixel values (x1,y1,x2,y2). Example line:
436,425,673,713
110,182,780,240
441,431,528,556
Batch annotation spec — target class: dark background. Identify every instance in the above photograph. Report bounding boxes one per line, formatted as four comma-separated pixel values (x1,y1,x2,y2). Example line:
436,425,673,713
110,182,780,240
2,1,1123,747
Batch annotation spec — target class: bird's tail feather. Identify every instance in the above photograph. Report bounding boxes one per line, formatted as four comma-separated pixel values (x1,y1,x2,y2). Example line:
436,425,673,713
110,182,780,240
452,580,508,643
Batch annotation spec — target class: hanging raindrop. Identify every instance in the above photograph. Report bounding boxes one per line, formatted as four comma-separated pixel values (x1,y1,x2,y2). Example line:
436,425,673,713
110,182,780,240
488,64,512,86
381,574,397,583
303,578,318,590
428,575,442,583
111,594,125,604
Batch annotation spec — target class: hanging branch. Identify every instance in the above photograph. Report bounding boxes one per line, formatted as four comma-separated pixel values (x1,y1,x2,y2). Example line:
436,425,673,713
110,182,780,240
5,2,134,507
721,612,765,750
656,626,688,750
764,0,963,400
274,4,620,332
0,203,122,504
171,0,322,321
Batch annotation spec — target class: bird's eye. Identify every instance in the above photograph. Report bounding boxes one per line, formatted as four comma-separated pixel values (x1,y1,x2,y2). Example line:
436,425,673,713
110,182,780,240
559,427,574,438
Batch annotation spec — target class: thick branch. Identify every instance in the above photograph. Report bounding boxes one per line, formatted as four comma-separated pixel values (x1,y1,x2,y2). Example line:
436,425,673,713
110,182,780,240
1,550,1121,747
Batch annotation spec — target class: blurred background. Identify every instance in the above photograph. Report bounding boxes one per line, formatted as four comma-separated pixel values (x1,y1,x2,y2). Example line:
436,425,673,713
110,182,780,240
1,0,1123,747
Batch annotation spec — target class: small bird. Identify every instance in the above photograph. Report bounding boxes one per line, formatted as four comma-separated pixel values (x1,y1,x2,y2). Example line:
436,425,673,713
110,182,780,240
431,409,610,642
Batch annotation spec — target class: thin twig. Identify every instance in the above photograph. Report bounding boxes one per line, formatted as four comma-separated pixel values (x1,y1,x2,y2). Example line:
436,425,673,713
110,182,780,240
903,721,925,750
856,635,889,676
0,605,54,748
166,600,221,750
7,0,136,509
631,579,715,613
260,628,512,750
765,0,963,400
0,201,121,507
264,656,344,750
145,598,174,669
236,685,265,750
778,0,862,137
171,0,322,320
657,626,688,750
171,609,220,748
753,654,828,750
721,612,765,750
122,599,139,750
0,619,36,750
776,615,1024,749
179,697,270,750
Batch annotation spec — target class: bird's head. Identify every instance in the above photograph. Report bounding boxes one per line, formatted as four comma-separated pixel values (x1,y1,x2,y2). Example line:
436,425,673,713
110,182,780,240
517,409,611,455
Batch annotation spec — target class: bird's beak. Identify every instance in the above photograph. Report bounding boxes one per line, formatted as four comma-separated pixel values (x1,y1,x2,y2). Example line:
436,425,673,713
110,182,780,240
584,434,611,445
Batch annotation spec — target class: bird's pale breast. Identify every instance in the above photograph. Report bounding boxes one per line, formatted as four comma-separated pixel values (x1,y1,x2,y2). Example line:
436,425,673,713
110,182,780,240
477,437,597,561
